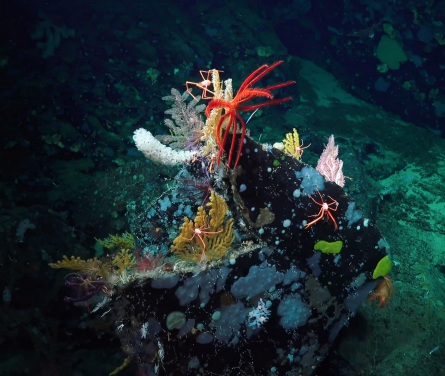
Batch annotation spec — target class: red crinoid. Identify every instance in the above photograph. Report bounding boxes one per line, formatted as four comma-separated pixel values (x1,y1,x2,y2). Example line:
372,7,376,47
205,61,295,168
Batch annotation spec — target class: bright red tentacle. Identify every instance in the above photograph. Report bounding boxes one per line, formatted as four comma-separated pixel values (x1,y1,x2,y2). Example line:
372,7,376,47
217,113,234,165
216,113,229,149
227,113,237,167
205,98,227,117
237,96,293,112
235,88,274,105
237,64,270,94
239,61,284,93
263,80,296,91
203,62,295,169
233,113,246,168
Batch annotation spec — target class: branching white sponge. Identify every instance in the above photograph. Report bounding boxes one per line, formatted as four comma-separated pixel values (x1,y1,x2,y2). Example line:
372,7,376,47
133,128,196,166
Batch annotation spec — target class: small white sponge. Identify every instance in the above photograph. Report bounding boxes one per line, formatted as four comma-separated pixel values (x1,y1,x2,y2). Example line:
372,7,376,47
133,128,196,166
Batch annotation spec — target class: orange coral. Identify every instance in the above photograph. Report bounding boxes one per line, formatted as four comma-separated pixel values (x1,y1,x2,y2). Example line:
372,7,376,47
171,191,234,263
368,276,393,308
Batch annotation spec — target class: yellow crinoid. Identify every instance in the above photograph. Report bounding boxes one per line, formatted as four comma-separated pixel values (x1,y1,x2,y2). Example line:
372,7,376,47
283,128,310,160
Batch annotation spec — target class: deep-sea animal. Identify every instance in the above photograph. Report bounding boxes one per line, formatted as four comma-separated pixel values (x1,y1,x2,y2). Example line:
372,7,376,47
205,61,295,168
186,69,223,101
304,189,339,231
368,275,393,308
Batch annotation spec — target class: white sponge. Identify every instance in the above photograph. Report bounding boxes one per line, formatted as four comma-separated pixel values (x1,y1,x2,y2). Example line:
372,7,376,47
133,128,196,166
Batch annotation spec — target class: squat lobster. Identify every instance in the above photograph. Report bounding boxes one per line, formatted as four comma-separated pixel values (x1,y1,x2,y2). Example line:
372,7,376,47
186,223,223,263
304,190,339,231
186,69,224,101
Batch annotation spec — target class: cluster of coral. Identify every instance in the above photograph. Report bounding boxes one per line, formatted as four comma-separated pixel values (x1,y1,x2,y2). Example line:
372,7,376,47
48,63,392,376
3,1,445,375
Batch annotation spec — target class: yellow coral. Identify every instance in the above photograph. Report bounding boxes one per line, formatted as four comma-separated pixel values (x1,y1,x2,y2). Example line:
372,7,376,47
49,255,109,278
96,232,135,250
283,128,309,160
112,249,135,273
171,191,234,263
49,255,98,271
50,233,137,281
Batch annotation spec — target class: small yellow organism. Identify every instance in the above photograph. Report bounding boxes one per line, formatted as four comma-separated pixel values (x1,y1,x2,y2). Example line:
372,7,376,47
49,255,112,279
372,255,392,279
49,249,136,278
283,128,310,160
314,240,343,254
96,232,135,250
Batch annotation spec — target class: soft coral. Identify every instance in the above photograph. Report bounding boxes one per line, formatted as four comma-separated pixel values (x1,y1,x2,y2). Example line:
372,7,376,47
133,249,163,273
